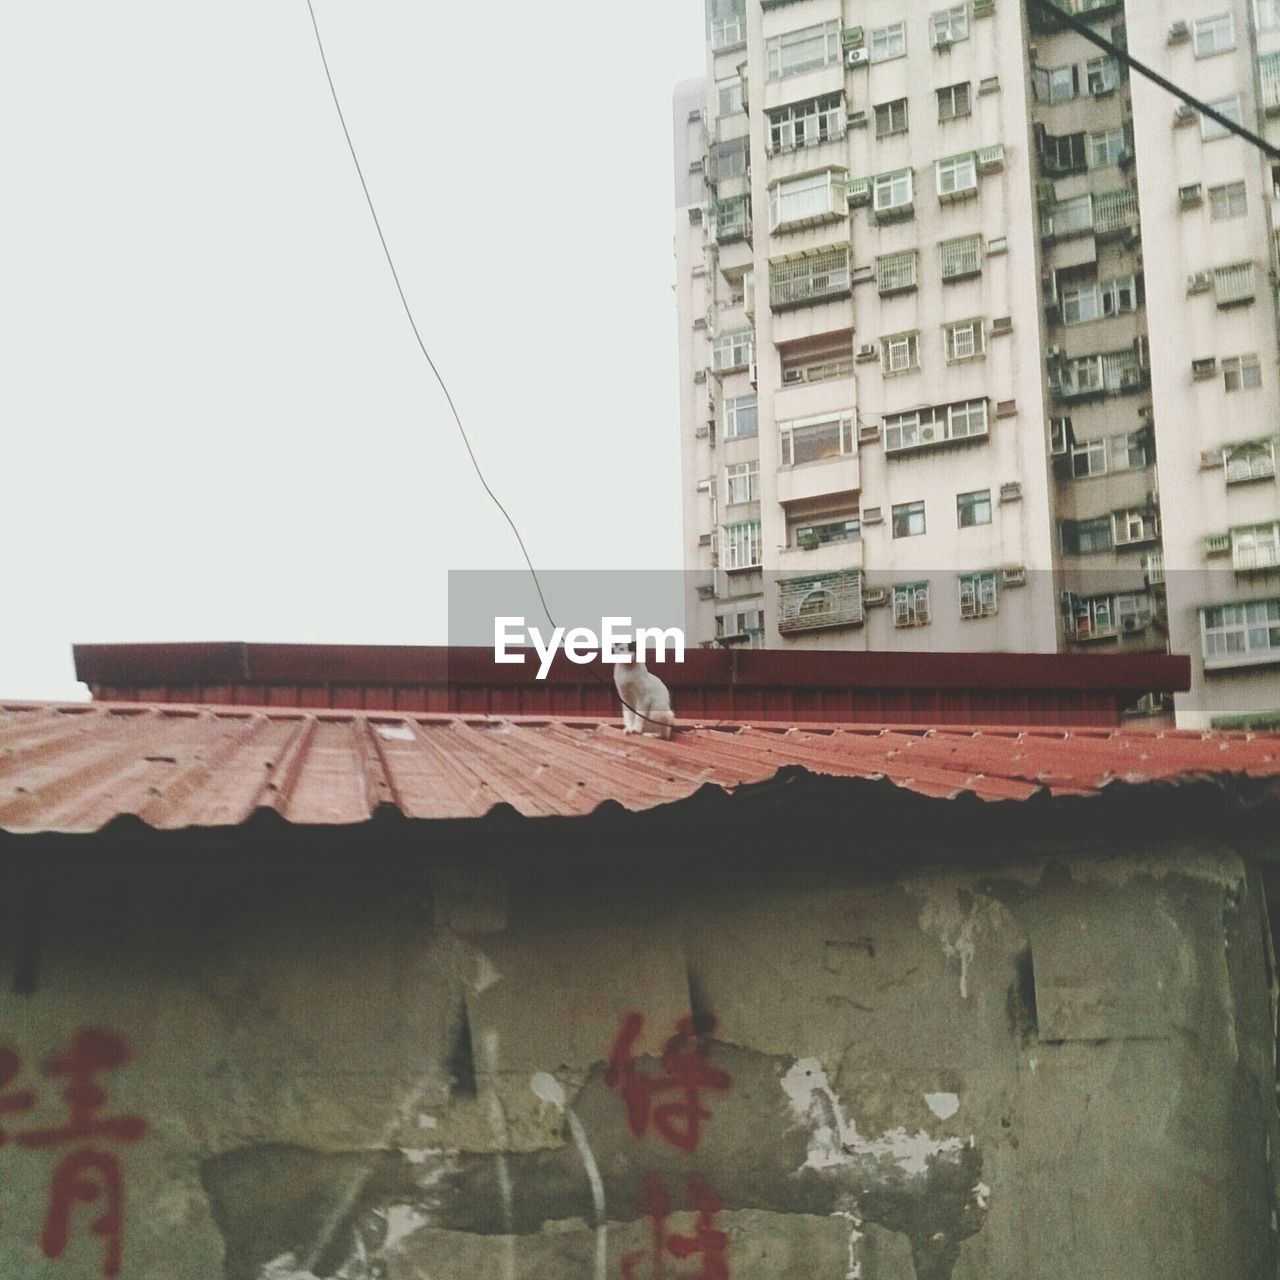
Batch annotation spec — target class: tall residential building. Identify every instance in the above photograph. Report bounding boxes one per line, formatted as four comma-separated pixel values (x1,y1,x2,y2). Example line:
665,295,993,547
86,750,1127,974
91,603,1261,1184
675,0,1280,728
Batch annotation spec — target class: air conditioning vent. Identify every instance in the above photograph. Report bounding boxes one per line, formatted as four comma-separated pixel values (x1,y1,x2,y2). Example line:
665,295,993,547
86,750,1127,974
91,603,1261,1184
858,422,881,443
862,506,883,524
999,481,1022,503
996,399,1017,418
1178,183,1203,209
1191,357,1217,380
992,316,1013,336
978,74,1000,94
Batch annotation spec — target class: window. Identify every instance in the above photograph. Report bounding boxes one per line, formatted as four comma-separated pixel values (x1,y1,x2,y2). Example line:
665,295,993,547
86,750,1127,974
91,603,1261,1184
768,95,845,152
893,582,931,627
1225,439,1276,482
957,490,992,528
717,77,744,117
1089,128,1127,167
721,521,762,569
716,604,764,643
1209,181,1247,220
1214,262,1256,305
937,82,971,121
1061,281,1101,325
769,247,851,308
881,331,920,374
884,400,988,452
722,394,758,439
1113,430,1152,471
1047,66,1079,103
1202,96,1242,141
1043,131,1088,174
770,171,848,230
1232,522,1280,571
767,22,842,79
1060,517,1113,555
1193,13,1235,56
892,501,926,538
778,413,855,466
944,319,984,362
870,22,906,62
1086,56,1121,94
1260,0,1280,31
710,0,746,50
1263,52,1280,111
876,249,918,294
1071,438,1107,478
1113,508,1159,546
932,6,969,45
1101,274,1139,316
714,331,754,372
936,153,977,197
725,461,759,505
1202,598,1280,667
1223,354,1262,392
709,137,749,181
780,339,854,385
793,517,861,547
1045,194,1093,237
874,98,908,138
959,571,998,619
939,235,981,280
873,169,914,215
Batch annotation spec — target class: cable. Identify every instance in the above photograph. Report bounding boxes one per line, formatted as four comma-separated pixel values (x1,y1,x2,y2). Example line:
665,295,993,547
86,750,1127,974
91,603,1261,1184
302,1,684,736
1024,0,1280,163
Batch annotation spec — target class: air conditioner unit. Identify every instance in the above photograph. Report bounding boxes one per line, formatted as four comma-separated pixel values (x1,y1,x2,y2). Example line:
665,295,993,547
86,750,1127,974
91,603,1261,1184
1050,417,1071,456
862,506,884,524
841,25,865,48
698,533,712,546
748,361,758,387
977,144,1006,173
1191,357,1217,380
1205,532,1231,555
1000,482,1023,503
1122,616,1144,633
919,423,941,443
858,422,881,443
1174,103,1197,126
992,316,1013,336
846,177,872,206
782,368,804,386
855,343,879,362
862,586,889,607
996,399,1017,418
934,34,955,50
973,0,996,17
1001,566,1027,586
696,479,712,493
696,584,716,600
1119,370,1141,390
1145,489,1160,508
847,109,869,128
986,236,1008,256
847,47,870,68
1168,20,1190,43
1186,271,1211,294
695,425,710,439
1199,448,1224,469
1178,183,1203,208
979,74,1001,94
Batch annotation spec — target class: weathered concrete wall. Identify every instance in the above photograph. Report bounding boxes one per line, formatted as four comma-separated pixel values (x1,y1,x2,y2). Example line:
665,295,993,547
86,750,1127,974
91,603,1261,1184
0,841,1275,1279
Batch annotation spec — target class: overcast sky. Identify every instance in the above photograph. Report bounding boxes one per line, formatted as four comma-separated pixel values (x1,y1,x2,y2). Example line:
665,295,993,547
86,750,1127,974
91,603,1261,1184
1,1,705,699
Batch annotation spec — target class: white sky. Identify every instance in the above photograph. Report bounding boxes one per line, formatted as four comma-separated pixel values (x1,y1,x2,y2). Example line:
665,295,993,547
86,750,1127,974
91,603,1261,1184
0,1,705,699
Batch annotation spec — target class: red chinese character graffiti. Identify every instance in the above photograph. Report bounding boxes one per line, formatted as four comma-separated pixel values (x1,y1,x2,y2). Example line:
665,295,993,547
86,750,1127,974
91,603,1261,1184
14,1028,147,1280
0,1048,36,1145
604,1013,731,1154
621,1174,729,1280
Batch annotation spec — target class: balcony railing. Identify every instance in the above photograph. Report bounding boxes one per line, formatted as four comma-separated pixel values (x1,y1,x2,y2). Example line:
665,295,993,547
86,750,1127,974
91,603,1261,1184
769,247,851,310
778,570,864,634
1093,188,1139,235
1262,53,1280,114
1234,541,1280,572
1214,262,1256,307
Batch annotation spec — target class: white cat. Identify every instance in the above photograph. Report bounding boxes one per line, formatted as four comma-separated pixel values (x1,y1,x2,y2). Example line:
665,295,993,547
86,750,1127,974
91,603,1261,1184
612,643,676,739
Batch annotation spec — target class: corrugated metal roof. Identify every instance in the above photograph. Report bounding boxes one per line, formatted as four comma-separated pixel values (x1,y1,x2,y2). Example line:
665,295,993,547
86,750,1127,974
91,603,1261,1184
2,702,1278,835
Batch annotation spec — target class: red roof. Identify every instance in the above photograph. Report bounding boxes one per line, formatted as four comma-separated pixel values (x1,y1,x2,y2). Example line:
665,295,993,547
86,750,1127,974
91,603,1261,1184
2,701,1276,835
71,643,1192,728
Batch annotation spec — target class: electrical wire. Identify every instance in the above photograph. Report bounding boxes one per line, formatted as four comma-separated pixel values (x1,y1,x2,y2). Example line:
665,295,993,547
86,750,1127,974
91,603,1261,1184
1024,0,1280,163
302,0,686,735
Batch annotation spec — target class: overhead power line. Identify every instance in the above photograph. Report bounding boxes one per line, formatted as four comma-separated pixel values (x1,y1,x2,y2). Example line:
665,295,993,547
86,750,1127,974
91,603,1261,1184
1024,0,1280,163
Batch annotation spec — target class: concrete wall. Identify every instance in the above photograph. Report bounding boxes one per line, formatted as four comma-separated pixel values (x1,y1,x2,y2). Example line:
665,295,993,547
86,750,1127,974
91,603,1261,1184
0,840,1275,1279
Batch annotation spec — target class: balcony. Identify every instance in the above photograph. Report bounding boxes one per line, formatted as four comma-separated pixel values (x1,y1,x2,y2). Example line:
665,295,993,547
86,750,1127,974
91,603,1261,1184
712,197,751,245
1234,539,1280,573
1263,52,1280,115
776,537,863,575
777,569,864,634
1093,189,1139,237
775,455,860,505
769,247,851,310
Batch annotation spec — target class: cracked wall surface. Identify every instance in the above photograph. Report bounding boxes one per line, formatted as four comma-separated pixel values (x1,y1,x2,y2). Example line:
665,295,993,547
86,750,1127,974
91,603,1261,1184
0,840,1275,1280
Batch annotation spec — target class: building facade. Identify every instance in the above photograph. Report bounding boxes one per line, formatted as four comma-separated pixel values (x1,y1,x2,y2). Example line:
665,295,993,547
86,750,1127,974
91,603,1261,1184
676,0,1280,728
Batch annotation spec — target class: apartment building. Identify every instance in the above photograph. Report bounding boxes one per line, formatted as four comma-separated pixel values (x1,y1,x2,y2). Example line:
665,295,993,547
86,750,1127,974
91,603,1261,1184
676,0,1280,727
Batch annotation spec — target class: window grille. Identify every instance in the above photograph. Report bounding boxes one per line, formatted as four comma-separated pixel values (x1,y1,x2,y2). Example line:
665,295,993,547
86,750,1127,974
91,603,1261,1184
1263,52,1280,112
721,521,762,570
876,250,917,294
892,583,931,626
959,572,998,619
1225,439,1276,482
1092,188,1138,234
1214,262,1256,306
769,247,851,308
939,235,981,279
778,571,864,634
1232,523,1280,571
944,320,984,362
1202,598,1280,666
